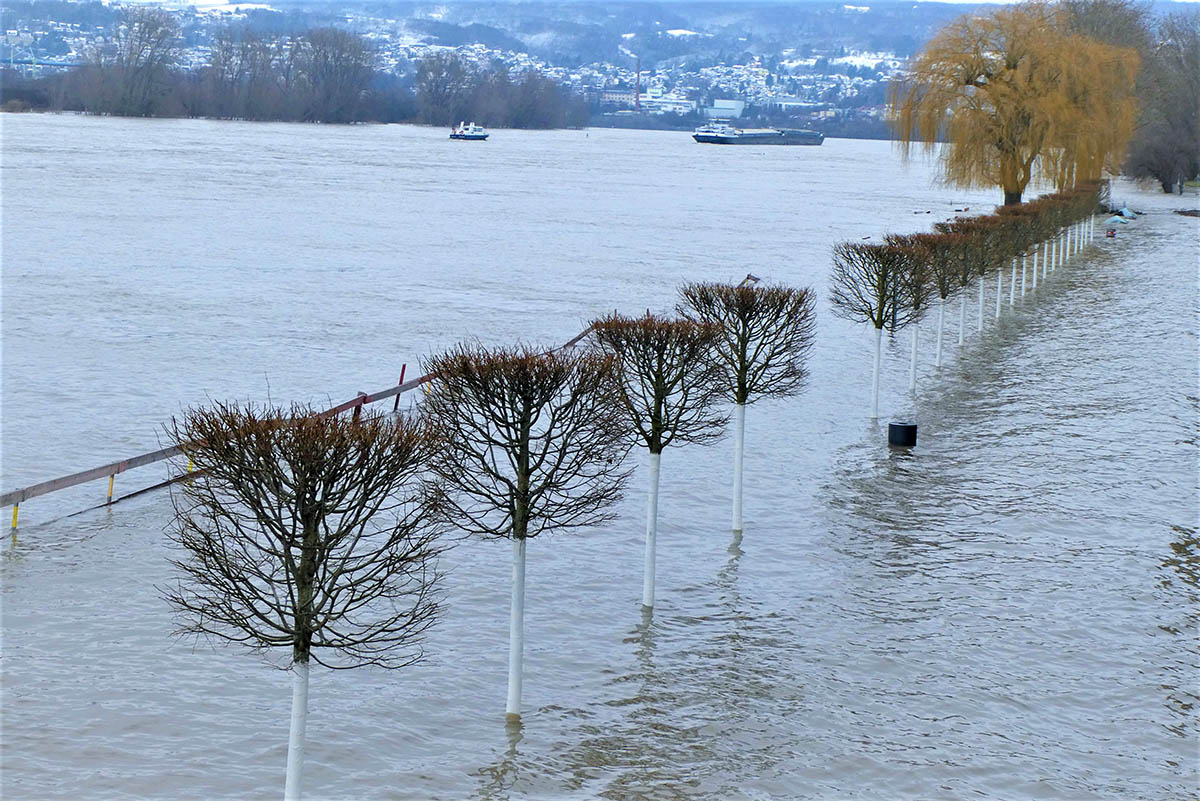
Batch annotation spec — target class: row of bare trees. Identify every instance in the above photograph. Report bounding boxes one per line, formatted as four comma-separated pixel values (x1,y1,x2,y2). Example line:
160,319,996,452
164,280,815,800
54,9,375,122
829,184,1104,419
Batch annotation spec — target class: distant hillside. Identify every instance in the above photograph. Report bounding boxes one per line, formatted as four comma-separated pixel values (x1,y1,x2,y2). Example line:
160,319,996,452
281,1,978,67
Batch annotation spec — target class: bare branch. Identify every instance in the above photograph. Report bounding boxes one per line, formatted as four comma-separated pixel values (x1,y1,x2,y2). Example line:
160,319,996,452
678,283,817,406
590,313,728,453
421,344,632,541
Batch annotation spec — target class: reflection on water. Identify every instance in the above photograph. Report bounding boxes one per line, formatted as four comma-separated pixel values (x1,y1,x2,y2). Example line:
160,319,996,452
1,116,1196,799
1163,526,1198,592
476,719,525,800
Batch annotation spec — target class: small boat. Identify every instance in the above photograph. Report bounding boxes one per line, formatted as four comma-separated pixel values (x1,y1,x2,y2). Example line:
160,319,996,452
450,121,488,141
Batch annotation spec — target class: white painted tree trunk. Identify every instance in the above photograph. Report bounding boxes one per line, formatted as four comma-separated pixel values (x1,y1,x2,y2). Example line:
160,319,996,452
1043,241,1050,275
284,660,310,801
908,323,919,392
1009,258,1017,306
935,298,945,366
871,326,882,420
995,268,1002,319
958,294,965,345
977,278,984,331
1051,238,1057,271
642,451,661,608
506,537,527,718
1020,255,1027,297
1031,250,1038,289
731,403,745,535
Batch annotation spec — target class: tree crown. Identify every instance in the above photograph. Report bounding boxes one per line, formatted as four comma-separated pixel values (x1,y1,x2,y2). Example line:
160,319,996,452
591,313,727,454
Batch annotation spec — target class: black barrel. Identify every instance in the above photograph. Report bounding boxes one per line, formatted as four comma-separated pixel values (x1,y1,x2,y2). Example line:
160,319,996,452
888,422,917,448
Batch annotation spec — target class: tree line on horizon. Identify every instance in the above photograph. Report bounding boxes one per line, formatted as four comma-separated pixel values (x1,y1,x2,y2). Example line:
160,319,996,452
1,8,588,128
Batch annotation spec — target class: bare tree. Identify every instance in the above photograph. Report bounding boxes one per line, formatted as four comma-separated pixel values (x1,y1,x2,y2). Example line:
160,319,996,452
886,238,935,392
421,345,631,719
829,242,915,420
898,233,963,367
415,52,473,126
678,282,816,536
106,7,179,116
1126,12,1200,193
591,313,726,609
164,403,443,801
297,28,374,123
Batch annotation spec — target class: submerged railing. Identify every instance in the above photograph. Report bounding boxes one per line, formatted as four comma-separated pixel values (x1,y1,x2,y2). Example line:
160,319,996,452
2,364,431,530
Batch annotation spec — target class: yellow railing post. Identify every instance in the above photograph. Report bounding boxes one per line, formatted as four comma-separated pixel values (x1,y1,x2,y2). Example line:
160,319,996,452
11,503,18,530
107,475,115,505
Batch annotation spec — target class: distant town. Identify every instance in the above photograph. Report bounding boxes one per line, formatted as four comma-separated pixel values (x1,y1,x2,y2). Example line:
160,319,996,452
0,0,965,134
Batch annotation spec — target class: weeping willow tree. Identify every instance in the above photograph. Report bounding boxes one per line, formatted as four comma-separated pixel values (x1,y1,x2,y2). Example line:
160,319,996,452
891,2,1140,205
1041,34,1140,188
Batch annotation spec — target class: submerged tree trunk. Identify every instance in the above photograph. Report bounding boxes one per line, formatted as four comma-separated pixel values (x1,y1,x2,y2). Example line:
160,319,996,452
935,298,945,367
1021,256,1027,297
958,295,966,345
995,268,1002,319
871,326,882,420
731,404,745,535
908,323,919,392
284,660,310,801
506,537,526,718
1004,188,1022,206
1031,251,1038,289
642,451,661,608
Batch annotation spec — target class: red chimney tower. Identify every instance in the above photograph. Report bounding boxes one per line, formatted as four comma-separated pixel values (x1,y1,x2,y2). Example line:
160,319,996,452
635,55,641,111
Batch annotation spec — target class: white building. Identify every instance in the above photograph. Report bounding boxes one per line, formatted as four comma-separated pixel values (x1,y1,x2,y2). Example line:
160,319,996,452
705,98,745,119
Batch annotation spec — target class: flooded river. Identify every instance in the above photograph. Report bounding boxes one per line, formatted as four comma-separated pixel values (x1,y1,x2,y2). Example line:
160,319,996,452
2,114,1196,799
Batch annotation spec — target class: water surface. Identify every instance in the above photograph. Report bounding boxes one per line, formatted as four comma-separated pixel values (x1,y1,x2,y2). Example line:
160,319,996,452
2,115,1196,800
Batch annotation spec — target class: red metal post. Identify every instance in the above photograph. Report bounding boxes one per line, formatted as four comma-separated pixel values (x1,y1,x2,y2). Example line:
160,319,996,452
393,364,407,412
